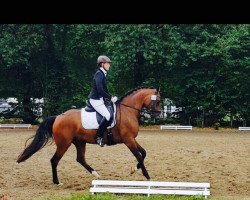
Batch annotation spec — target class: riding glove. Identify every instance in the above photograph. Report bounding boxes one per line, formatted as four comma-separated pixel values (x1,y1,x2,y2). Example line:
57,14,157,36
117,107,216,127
111,96,118,103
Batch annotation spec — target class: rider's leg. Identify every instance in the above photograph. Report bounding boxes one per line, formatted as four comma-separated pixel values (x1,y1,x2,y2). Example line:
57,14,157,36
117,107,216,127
89,98,111,146
95,117,109,146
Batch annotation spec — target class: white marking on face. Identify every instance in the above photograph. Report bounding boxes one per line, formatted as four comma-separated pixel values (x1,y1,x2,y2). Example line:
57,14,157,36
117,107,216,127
151,95,157,100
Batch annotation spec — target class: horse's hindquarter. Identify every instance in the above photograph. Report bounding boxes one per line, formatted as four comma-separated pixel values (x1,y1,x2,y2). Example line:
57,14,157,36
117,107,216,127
53,109,96,143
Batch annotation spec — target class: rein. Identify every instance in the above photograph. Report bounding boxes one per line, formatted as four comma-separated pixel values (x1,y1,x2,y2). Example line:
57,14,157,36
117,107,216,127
119,102,162,118
120,103,141,112
118,103,141,129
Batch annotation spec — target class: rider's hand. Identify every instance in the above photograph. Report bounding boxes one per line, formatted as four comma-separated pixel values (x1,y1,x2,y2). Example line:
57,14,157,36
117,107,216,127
111,96,118,103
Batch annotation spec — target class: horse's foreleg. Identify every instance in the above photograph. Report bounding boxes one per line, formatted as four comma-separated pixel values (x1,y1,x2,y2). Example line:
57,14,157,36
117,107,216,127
131,140,146,174
125,140,150,180
73,139,100,178
136,141,146,168
51,143,71,185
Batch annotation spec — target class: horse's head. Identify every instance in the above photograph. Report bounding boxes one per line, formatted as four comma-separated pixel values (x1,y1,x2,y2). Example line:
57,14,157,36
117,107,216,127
143,88,162,120
118,87,162,120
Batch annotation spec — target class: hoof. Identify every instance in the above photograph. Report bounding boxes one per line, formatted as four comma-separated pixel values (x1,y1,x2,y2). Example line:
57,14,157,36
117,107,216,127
92,171,100,178
130,167,138,174
54,181,63,186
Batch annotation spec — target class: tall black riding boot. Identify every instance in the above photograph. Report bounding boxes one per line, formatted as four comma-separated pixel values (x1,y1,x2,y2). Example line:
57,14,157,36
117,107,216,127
96,117,109,147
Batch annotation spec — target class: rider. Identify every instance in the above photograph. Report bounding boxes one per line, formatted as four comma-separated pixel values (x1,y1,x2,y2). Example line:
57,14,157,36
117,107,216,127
88,55,117,147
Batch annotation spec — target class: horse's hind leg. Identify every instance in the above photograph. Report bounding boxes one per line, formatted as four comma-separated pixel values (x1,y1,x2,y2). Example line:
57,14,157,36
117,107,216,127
73,139,100,178
51,143,71,185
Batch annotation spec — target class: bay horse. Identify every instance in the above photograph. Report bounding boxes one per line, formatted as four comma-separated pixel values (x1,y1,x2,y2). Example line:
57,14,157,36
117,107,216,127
17,87,161,184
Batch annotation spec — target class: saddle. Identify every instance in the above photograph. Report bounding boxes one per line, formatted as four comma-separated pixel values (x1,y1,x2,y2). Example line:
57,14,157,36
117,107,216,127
84,99,115,126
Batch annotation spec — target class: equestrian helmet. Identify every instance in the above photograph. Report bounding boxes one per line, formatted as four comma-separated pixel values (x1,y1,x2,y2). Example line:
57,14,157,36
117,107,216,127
97,55,112,64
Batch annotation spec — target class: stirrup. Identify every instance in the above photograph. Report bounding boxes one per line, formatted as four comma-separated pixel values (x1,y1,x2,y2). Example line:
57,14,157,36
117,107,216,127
96,137,104,147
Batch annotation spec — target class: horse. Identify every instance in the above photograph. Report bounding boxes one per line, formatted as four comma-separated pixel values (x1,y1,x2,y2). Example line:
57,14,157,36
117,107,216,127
17,87,161,185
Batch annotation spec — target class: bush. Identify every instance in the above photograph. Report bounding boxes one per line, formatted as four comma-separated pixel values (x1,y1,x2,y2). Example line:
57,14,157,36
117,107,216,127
0,117,23,124
196,118,203,127
139,116,180,126
213,122,220,130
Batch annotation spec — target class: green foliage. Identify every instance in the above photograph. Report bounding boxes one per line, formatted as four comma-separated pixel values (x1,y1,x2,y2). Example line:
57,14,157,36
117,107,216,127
213,122,221,130
0,117,23,124
0,24,249,126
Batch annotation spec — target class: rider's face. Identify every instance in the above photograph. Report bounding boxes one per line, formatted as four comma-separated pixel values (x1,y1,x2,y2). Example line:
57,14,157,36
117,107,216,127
102,62,111,71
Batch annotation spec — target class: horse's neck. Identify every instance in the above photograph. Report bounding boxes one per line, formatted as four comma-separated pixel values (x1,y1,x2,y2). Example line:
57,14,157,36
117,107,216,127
115,89,152,128
120,90,151,110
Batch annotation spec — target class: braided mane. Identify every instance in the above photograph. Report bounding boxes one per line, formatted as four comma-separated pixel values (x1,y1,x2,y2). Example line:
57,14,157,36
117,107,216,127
117,86,155,103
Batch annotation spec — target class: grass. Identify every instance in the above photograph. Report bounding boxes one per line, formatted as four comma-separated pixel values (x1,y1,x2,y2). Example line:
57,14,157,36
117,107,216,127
41,193,208,200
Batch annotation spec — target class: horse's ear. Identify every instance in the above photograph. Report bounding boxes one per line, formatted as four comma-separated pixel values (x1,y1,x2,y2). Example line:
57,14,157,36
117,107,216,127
155,86,160,94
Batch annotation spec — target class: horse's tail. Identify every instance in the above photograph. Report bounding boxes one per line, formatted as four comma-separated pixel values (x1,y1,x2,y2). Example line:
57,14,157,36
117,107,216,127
17,116,56,163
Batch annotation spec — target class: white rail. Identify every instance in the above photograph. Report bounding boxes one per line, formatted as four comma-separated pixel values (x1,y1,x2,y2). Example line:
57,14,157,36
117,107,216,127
160,125,192,130
90,180,210,198
238,127,250,131
0,124,32,129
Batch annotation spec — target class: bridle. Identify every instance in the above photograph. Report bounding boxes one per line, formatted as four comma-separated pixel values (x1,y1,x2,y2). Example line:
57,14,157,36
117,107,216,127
146,94,162,117
119,93,161,116
116,91,162,128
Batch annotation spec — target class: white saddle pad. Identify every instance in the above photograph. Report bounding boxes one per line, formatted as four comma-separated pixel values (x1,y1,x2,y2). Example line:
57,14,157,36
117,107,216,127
80,104,116,129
